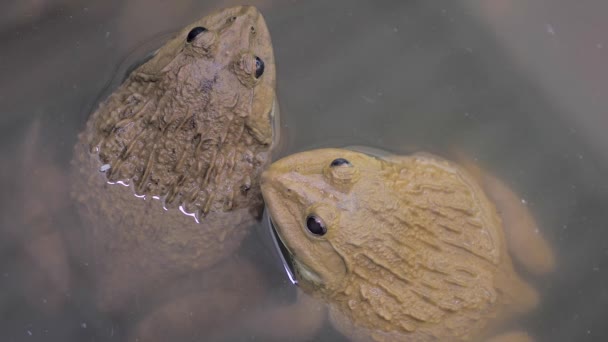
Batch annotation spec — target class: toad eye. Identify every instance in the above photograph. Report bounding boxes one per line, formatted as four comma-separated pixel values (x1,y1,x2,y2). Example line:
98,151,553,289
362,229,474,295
306,215,327,236
254,56,264,78
330,158,351,167
187,26,207,43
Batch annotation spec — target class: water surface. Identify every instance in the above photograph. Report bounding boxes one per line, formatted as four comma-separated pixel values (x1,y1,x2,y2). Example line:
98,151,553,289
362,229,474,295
1,0,607,341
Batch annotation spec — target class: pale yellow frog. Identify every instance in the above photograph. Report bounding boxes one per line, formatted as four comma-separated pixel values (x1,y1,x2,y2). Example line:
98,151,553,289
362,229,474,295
261,148,555,342
70,5,278,311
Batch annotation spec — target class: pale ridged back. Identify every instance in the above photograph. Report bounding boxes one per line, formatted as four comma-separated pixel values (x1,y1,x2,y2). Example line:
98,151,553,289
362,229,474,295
329,156,506,340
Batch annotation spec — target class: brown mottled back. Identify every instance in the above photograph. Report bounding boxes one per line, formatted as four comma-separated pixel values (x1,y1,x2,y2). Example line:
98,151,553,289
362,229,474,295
71,6,277,311
81,5,277,219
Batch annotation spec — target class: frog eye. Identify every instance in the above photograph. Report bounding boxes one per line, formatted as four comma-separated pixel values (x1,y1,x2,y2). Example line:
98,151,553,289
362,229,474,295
186,26,207,43
254,56,264,78
306,215,327,236
330,158,351,167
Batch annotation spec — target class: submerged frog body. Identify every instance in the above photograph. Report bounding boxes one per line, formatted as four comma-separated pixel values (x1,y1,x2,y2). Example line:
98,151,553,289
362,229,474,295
261,148,555,342
71,6,277,310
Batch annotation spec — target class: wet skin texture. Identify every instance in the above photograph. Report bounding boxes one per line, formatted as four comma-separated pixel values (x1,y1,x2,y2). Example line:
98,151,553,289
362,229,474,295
261,148,555,342
71,6,277,311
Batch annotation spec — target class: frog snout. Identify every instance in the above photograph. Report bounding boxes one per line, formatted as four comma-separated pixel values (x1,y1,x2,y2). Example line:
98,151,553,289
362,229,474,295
260,168,273,188
242,5,261,17
260,168,289,195
260,170,302,206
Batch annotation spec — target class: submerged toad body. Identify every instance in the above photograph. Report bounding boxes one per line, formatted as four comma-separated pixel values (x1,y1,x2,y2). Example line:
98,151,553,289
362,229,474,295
71,6,277,310
261,148,555,341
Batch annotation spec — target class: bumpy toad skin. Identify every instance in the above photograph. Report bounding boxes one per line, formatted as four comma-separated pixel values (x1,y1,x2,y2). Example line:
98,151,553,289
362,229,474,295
261,148,554,342
71,6,277,311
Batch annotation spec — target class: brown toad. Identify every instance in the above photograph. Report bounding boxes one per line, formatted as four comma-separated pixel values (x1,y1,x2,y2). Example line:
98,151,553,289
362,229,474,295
261,148,555,342
71,6,278,310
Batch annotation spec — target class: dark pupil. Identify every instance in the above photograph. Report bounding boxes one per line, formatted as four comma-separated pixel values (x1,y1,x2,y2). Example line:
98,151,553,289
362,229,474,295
187,26,207,43
306,216,326,236
330,158,351,167
255,56,265,78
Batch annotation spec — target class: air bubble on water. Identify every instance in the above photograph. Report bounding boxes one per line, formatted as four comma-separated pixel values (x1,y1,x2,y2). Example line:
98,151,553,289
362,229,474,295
99,164,111,172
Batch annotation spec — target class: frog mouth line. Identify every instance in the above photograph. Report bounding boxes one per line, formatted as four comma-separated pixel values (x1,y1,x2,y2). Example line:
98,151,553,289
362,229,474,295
266,211,298,285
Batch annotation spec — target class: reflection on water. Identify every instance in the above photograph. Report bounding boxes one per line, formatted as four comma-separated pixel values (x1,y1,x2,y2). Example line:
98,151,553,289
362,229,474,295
1,0,608,341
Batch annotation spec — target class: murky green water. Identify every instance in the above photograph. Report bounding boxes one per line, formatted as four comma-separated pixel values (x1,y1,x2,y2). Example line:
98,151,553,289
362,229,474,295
1,0,607,341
